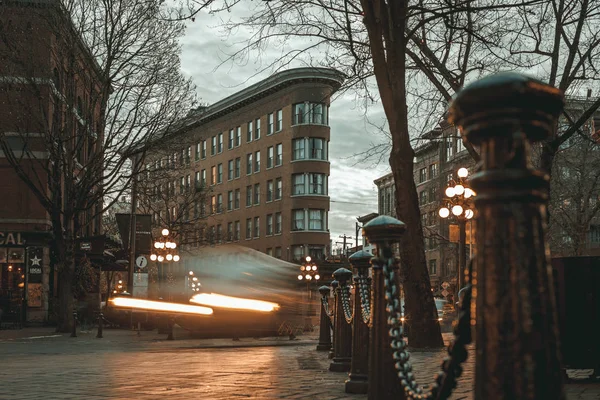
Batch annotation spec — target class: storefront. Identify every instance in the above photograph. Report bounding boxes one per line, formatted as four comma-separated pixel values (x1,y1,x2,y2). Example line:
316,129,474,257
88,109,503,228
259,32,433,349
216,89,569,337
0,231,51,327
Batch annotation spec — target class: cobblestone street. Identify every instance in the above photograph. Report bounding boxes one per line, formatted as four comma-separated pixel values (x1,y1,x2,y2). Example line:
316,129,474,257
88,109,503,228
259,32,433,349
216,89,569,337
0,328,598,399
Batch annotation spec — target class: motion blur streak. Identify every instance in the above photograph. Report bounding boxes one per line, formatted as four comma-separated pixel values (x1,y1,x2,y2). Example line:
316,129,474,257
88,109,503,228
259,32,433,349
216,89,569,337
110,297,214,315
190,293,280,312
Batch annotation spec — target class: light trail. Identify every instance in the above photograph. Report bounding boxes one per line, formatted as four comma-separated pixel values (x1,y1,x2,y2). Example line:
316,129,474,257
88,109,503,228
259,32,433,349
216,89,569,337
110,297,213,315
190,293,280,312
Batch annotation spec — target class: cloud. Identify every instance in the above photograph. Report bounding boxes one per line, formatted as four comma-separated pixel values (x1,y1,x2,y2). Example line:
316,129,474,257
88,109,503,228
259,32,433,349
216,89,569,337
178,3,391,249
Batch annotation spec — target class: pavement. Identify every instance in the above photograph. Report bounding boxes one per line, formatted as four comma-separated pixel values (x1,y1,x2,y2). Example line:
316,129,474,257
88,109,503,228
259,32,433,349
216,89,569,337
0,327,598,399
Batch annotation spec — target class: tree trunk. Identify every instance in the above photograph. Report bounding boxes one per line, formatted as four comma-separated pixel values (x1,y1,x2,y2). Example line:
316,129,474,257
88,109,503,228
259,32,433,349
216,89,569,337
55,235,76,333
391,149,444,348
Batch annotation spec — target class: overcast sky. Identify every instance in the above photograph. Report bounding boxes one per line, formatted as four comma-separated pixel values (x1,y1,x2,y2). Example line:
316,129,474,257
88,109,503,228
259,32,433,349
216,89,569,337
177,2,392,251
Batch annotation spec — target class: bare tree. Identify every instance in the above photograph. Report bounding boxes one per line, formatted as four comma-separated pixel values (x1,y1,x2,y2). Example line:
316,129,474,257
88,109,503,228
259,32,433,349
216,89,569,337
0,0,197,331
213,0,526,347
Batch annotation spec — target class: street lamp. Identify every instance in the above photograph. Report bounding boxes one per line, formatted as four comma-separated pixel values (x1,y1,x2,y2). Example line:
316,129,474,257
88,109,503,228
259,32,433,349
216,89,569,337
438,168,475,301
150,228,181,302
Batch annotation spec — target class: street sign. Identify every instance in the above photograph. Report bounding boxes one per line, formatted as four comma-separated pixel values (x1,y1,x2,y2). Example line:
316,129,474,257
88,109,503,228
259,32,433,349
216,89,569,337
441,282,450,289
135,256,148,269
441,289,449,298
80,242,91,251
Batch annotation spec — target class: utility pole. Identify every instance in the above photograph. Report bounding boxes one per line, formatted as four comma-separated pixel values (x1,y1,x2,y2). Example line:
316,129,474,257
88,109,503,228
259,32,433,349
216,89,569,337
355,222,361,251
338,234,353,257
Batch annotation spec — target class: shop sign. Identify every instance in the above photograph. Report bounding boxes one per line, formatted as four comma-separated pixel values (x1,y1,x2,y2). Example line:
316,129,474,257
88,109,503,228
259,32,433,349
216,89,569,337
28,247,43,284
0,232,25,246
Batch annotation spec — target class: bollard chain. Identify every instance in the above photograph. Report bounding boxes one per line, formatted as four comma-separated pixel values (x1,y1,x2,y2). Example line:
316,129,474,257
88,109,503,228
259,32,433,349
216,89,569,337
339,285,353,324
321,297,334,324
381,256,473,400
356,275,371,325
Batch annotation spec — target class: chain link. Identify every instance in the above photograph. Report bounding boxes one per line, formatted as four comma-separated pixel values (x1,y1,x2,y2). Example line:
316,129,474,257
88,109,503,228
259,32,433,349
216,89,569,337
381,256,473,400
356,275,371,325
339,285,353,324
321,297,334,324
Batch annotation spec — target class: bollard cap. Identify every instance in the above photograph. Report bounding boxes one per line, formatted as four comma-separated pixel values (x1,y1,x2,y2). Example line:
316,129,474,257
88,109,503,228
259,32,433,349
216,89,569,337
319,285,331,296
448,72,564,145
363,215,406,244
333,267,353,283
330,280,339,288
349,250,372,271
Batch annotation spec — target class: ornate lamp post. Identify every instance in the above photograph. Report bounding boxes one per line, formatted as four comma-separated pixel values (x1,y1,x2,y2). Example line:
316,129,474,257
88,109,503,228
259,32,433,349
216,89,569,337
438,168,475,300
149,228,181,302
297,256,321,330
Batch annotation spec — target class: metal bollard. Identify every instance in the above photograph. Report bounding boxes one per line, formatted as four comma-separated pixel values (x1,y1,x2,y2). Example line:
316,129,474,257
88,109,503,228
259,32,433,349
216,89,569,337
345,250,372,394
317,285,333,351
70,310,77,338
96,310,103,339
329,268,353,372
362,215,406,400
328,280,338,360
449,72,565,400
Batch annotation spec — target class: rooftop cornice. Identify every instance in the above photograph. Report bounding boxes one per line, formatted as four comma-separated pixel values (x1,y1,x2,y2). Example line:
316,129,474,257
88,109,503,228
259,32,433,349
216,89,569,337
171,67,346,134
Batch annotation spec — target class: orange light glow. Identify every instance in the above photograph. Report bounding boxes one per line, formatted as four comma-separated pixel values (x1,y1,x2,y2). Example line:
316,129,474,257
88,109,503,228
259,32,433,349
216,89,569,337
190,293,280,313
110,297,213,315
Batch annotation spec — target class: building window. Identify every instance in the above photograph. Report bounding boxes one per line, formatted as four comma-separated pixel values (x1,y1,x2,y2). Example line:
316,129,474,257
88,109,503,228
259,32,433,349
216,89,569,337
292,174,305,195
308,209,325,230
187,146,191,164
218,132,223,153
255,118,261,139
275,247,282,259
180,177,185,194
228,160,234,180
254,216,260,238
275,212,282,234
266,248,273,256
267,146,274,168
292,245,304,261
276,143,283,166
227,191,233,211
419,167,427,183
234,189,240,209
275,178,282,200
235,158,241,178
246,186,252,207
292,209,305,231
201,169,206,186
589,225,600,244
246,218,252,239
236,126,241,146
457,137,466,153
201,140,206,159
216,225,222,243
211,196,216,214
293,102,328,125
292,138,305,160
254,183,260,205
227,222,233,241
255,150,260,172
186,174,191,192
211,166,216,185
419,190,428,205
217,194,223,213
195,143,201,161
308,173,326,195
247,121,253,142
246,153,253,175
430,186,439,202
266,214,273,235
195,171,201,188
234,221,240,240
267,180,273,202
267,113,274,135
211,136,216,155
217,164,223,184
276,109,283,131
446,138,455,161
429,259,437,275
181,149,186,166
429,163,438,179
308,138,326,160
228,129,234,149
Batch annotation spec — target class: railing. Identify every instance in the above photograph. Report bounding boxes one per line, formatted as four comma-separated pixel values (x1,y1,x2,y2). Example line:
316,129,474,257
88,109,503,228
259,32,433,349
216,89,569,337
315,72,566,400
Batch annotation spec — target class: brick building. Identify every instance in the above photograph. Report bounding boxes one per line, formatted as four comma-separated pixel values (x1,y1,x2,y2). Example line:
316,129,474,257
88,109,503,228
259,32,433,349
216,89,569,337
140,68,345,263
374,123,475,294
0,1,105,324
